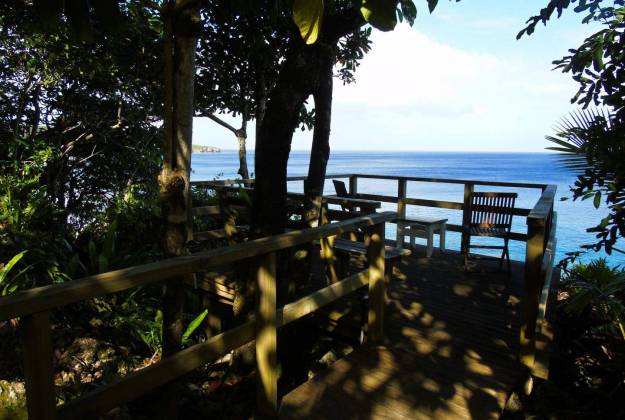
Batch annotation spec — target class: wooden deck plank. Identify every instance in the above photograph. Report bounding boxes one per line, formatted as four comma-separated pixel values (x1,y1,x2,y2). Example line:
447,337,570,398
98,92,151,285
281,249,527,419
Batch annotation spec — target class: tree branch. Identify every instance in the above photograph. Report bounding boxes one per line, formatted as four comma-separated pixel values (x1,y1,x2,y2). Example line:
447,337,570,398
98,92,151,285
204,112,239,135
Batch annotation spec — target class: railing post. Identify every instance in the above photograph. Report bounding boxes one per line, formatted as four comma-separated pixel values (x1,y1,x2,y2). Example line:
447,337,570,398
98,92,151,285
21,311,57,420
319,203,340,283
366,222,386,343
396,178,407,247
520,218,547,369
461,182,474,254
349,175,358,196
256,252,278,418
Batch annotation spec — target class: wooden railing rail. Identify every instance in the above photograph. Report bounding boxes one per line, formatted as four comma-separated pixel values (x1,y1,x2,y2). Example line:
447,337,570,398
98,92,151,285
1,212,393,420
191,175,544,244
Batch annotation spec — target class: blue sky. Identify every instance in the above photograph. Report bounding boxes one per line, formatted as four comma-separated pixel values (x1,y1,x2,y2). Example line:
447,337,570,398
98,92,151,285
194,1,599,152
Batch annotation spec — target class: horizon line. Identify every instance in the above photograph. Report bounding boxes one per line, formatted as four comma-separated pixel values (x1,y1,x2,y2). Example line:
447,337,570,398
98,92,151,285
192,148,554,154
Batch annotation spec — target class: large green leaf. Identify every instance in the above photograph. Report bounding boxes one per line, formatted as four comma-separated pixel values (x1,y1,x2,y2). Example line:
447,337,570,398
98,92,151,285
0,251,26,285
182,309,209,345
292,0,324,45
360,0,399,32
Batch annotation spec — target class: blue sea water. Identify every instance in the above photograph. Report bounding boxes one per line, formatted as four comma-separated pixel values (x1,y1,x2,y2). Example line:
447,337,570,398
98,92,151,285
191,150,625,266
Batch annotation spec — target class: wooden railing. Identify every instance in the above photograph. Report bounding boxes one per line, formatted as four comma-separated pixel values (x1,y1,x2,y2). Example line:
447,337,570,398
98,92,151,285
192,174,558,375
0,212,394,420
520,185,558,374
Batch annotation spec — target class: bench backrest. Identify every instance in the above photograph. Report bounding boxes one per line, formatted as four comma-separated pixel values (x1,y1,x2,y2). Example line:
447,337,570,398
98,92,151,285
470,192,517,230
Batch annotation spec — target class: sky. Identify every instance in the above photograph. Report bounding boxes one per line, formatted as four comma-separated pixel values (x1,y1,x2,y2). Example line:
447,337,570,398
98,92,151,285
194,1,600,152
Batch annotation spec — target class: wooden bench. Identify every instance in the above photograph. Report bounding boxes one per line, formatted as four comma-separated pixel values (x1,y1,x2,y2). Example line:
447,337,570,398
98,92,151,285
329,239,410,343
332,238,410,282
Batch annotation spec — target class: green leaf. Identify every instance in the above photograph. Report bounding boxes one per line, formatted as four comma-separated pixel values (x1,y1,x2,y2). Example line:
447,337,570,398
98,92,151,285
182,309,209,345
292,0,324,45
400,0,417,25
361,0,399,32
594,191,601,209
592,45,603,71
427,0,439,13
0,251,26,285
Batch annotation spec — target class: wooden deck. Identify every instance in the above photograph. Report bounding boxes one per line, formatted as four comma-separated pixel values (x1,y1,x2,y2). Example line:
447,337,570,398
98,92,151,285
281,248,528,419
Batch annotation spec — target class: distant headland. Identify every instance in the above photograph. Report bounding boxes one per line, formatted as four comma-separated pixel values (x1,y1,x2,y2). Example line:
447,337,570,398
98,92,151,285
192,145,221,153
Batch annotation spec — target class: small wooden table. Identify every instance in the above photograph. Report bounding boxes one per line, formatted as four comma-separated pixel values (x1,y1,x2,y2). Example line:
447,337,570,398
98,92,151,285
398,217,447,258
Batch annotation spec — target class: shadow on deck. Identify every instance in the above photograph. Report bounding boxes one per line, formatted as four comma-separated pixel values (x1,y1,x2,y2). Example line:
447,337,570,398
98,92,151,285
281,248,527,419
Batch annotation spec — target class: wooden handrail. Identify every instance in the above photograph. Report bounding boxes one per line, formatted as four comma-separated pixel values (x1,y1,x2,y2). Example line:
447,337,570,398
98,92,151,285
334,174,548,189
58,269,372,418
520,183,557,372
0,212,395,321
191,173,548,190
192,175,547,245
528,185,557,225
6,210,390,420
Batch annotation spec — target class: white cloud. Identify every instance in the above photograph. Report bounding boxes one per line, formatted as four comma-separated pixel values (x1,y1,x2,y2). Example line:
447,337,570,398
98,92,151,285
324,25,579,151
195,24,582,152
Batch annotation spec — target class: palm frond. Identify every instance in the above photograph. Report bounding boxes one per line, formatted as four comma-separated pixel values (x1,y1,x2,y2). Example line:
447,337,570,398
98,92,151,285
546,107,615,174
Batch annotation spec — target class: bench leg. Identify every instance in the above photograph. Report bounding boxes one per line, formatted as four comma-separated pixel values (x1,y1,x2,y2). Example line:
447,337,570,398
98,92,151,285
426,226,434,258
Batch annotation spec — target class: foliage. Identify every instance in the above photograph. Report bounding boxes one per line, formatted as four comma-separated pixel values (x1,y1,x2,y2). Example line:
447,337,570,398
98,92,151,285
0,2,162,229
547,108,625,256
195,0,373,134
0,141,72,290
0,2,163,290
92,287,164,354
520,1,625,118
0,252,28,296
292,0,454,36
561,258,625,338
522,1,625,255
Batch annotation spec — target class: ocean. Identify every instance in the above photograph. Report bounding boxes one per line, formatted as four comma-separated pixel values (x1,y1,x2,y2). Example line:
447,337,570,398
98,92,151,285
191,150,625,266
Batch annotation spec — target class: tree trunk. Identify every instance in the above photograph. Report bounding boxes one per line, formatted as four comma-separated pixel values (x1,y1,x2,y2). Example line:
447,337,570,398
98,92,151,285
237,132,250,179
156,3,199,417
304,46,335,228
160,3,199,359
250,5,363,236
251,45,312,237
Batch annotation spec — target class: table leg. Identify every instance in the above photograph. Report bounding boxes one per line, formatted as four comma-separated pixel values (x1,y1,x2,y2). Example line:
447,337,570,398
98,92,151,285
397,221,405,248
426,225,434,258
440,222,446,253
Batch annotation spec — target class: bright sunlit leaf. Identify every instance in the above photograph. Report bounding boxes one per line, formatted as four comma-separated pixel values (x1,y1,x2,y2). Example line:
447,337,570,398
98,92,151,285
292,0,324,45
360,0,398,31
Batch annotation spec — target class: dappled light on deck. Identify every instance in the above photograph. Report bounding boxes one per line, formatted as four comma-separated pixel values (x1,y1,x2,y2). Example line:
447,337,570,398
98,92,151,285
281,248,527,419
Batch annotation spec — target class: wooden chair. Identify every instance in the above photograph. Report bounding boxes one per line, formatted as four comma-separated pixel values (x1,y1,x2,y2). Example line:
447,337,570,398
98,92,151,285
333,180,358,213
463,192,517,272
